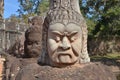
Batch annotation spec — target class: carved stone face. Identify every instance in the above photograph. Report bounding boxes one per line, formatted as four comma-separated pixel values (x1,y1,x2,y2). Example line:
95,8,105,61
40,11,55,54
25,33,41,58
48,23,82,64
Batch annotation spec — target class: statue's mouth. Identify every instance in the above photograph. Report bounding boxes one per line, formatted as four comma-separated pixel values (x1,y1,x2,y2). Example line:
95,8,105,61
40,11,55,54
57,54,71,63
58,53,72,58
52,50,78,63
57,51,72,57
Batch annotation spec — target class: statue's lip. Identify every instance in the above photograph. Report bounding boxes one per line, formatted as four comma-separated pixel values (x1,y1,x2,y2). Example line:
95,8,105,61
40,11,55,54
57,52,71,55
57,52,72,58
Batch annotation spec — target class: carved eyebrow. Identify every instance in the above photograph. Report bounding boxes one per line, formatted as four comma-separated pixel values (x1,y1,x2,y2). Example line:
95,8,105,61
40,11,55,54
52,31,63,36
68,31,78,36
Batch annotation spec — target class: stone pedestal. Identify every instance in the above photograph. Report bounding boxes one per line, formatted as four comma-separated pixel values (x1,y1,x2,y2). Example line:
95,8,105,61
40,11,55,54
16,62,117,80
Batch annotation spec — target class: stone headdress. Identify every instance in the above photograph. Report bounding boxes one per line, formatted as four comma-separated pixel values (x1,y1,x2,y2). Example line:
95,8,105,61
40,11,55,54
25,26,41,40
39,0,90,66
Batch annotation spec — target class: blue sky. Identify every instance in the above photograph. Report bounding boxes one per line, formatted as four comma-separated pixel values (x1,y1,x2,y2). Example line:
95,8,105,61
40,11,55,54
4,0,19,18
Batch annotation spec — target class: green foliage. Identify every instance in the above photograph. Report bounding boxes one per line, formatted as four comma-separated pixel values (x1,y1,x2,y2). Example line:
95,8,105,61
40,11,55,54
91,53,120,60
36,0,49,16
81,0,120,38
86,18,96,36
16,0,120,38
17,0,49,15
18,0,38,14
17,0,49,23
98,1,120,38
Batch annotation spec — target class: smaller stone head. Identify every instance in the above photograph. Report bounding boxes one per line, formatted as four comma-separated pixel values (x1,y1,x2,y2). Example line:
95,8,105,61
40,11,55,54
24,20,42,58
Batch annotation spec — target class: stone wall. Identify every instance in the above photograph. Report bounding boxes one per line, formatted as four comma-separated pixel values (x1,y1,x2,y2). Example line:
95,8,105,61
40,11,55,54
0,0,4,19
0,20,28,51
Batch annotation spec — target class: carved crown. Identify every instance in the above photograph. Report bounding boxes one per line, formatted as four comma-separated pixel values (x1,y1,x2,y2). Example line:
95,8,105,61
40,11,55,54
47,0,84,26
25,26,41,39
50,0,81,14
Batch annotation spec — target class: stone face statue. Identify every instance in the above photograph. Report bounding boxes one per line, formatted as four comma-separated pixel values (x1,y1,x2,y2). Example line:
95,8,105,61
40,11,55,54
4,16,43,80
15,1,116,80
47,23,82,64
24,16,43,58
24,26,42,58
39,0,90,67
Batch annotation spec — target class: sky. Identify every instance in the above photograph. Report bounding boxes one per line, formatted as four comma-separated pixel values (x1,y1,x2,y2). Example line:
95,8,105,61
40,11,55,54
4,0,19,18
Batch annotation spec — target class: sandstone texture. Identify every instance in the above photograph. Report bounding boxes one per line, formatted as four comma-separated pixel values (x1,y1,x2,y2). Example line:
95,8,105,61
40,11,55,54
0,57,5,80
16,62,117,80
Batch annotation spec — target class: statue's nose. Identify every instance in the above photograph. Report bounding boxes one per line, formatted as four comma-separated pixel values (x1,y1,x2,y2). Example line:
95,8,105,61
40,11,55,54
32,43,37,47
60,36,71,50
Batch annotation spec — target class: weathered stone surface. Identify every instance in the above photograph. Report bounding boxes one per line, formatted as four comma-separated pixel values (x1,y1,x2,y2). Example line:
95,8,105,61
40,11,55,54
9,58,38,80
0,0,4,19
39,0,90,67
15,62,117,80
7,0,117,80
24,16,43,58
8,32,25,58
0,56,5,80
4,16,43,80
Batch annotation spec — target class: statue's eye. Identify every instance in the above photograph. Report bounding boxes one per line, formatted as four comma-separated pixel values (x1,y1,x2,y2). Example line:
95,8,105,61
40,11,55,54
55,36,61,42
70,36,77,42
52,31,62,42
35,42,41,45
68,31,78,42
28,41,32,45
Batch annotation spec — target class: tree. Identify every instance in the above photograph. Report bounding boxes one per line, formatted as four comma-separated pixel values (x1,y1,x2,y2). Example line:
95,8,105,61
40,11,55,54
80,0,120,38
36,0,49,16
17,0,120,37
17,0,49,23
17,0,49,16
93,0,120,38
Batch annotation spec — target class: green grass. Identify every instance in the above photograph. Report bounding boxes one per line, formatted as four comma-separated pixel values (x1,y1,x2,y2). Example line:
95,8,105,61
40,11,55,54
91,53,120,60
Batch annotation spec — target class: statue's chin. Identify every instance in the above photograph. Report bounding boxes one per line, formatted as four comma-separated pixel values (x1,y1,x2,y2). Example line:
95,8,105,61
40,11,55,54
58,54,71,63
28,50,39,57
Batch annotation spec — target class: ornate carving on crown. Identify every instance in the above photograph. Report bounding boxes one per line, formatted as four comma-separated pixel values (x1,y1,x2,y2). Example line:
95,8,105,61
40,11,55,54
47,0,84,26
47,9,84,26
50,0,71,9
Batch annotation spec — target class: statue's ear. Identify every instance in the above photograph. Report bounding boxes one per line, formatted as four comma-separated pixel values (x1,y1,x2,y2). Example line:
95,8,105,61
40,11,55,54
79,25,90,63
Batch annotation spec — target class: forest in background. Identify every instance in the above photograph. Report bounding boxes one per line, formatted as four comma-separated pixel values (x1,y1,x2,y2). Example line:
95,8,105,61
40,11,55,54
7,0,120,55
